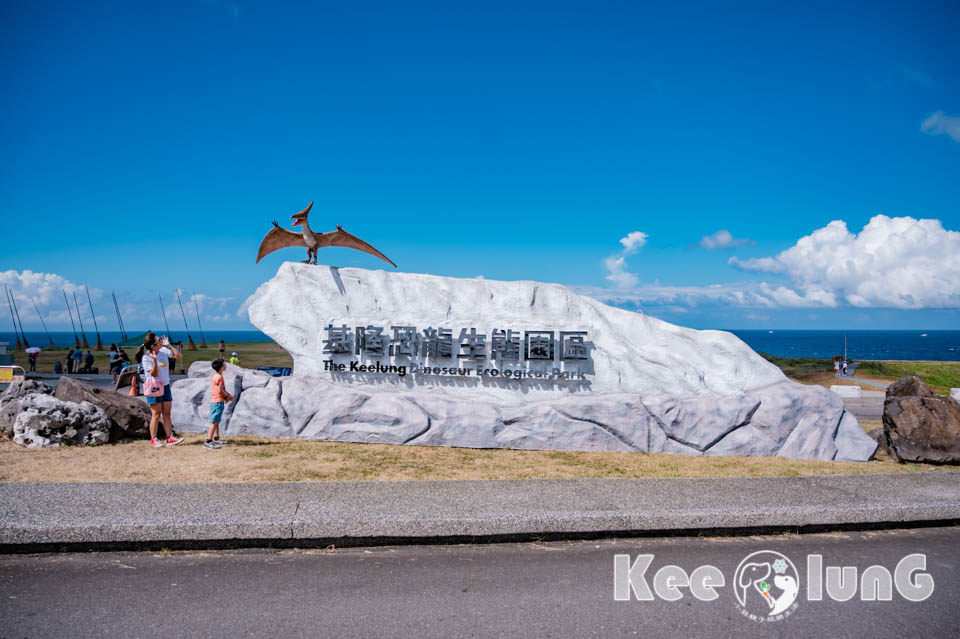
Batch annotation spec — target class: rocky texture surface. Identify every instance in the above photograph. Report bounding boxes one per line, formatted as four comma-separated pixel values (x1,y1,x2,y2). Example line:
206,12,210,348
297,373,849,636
883,376,960,464
172,364,877,461
224,264,877,461
0,380,55,439
55,377,153,440
246,263,788,402
12,394,110,448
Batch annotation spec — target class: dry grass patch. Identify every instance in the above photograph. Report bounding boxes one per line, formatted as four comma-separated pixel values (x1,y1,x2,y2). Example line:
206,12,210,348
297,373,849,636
25,342,293,376
0,435,949,483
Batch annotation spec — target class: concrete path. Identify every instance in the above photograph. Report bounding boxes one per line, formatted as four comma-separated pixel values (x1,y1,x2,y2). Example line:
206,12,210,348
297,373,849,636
3,528,958,638
2,473,958,552
835,362,890,389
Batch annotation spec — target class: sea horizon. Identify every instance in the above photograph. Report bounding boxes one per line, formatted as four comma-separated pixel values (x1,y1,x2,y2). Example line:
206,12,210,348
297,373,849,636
2,329,958,362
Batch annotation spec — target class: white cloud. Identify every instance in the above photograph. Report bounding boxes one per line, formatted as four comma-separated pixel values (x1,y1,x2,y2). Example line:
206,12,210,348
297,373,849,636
0,270,245,331
729,215,960,308
603,256,639,289
589,215,960,311
727,256,785,272
603,231,649,289
619,231,648,254
579,282,779,309
921,111,960,143
699,229,753,249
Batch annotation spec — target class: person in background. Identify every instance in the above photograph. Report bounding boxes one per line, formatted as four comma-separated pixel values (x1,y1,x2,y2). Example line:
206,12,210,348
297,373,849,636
70,348,82,373
218,340,226,359
27,351,38,373
135,331,157,367
142,334,183,447
84,350,94,373
54,360,62,375
205,358,234,449
229,351,240,366
108,344,122,383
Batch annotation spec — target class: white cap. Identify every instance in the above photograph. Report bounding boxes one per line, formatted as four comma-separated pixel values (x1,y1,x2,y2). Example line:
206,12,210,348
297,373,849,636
232,352,237,356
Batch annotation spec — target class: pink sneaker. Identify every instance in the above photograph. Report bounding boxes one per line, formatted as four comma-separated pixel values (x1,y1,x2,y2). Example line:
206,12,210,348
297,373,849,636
166,436,184,446
150,438,163,448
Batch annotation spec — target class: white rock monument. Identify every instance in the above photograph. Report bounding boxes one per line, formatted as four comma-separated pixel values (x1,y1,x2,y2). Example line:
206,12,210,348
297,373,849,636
171,263,877,461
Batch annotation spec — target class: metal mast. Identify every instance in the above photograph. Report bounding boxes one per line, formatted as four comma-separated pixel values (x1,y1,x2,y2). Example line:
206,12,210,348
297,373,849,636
112,292,127,341
158,294,172,337
192,293,207,348
85,287,103,350
5,286,22,350
175,290,197,350
63,290,79,348
32,298,55,348
73,291,89,349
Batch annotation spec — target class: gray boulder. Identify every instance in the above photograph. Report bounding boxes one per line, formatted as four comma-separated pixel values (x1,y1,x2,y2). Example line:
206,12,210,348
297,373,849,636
171,366,877,461
172,362,272,435
883,376,960,464
12,394,110,448
55,377,153,440
0,380,55,439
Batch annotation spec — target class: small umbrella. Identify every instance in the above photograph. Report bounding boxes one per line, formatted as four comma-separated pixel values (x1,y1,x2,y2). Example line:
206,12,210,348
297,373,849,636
25,347,42,354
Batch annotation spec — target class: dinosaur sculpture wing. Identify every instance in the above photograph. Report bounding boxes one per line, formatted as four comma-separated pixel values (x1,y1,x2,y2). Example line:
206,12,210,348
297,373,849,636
317,227,398,268
256,225,306,263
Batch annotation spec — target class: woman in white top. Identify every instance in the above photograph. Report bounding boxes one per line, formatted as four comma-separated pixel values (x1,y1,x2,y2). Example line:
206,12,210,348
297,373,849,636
142,334,184,447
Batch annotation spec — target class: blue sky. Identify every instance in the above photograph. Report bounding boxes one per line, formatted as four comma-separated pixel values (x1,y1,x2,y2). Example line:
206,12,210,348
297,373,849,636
1,0,958,331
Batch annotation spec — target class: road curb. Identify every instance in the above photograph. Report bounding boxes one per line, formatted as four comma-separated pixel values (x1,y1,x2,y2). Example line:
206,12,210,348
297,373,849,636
2,473,959,553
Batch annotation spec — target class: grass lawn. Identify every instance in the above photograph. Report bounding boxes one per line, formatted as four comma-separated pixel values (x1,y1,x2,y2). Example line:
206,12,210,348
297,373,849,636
761,353,959,394
21,341,293,376
0,421,950,483
855,361,960,394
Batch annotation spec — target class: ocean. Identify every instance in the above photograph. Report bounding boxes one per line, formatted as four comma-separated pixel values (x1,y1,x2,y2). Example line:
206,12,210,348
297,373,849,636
0,331,271,349
1,330,958,361
727,330,960,361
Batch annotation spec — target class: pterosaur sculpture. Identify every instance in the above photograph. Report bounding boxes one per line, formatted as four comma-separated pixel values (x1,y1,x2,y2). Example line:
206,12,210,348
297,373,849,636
256,202,397,268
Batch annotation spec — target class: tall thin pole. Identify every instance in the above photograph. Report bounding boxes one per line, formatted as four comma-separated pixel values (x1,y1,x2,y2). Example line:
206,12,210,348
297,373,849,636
158,294,172,337
9,288,28,348
32,298,55,348
85,287,103,350
73,291,89,349
5,286,22,350
112,292,127,340
192,293,207,348
63,290,79,348
175,290,197,350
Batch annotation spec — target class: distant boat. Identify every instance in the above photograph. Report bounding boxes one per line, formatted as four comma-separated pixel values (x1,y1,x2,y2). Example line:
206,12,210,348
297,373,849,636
921,333,928,337
768,330,774,333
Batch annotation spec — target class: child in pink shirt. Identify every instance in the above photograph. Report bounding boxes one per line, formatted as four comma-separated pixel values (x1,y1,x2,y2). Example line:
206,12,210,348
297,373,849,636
206,358,234,449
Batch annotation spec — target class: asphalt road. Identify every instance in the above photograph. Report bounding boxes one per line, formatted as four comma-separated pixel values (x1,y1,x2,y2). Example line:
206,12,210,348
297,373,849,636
1,527,958,638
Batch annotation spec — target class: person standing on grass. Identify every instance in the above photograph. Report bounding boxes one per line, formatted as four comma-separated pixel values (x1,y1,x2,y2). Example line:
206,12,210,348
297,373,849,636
218,340,226,359
108,344,121,383
206,358,233,449
142,334,183,448
229,351,240,366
